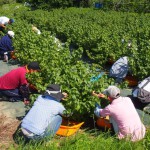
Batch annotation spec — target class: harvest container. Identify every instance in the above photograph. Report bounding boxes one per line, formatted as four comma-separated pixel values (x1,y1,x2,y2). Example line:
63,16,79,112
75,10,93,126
56,119,84,136
94,2,103,9
125,75,138,87
10,51,17,60
96,116,111,129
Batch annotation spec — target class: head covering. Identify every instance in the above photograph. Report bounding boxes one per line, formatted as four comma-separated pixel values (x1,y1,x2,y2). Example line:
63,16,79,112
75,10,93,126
43,84,64,100
103,85,120,99
7,31,15,38
27,61,40,71
9,19,15,23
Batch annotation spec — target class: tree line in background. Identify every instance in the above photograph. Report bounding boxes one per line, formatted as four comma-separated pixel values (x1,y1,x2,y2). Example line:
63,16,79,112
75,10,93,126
0,0,149,13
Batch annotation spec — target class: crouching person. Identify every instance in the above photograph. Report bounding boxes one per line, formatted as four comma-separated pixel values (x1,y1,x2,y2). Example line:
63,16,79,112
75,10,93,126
21,84,67,141
109,56,129,83
93,86,145,142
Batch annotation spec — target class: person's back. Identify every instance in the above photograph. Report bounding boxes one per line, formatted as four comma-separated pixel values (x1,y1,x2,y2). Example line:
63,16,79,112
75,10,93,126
0,16,9,25
0,66,27,90
0,35,13,52
21,84,67,140
109,56,128,82
22,95,65,135
94,85,146,142
101,96,145,141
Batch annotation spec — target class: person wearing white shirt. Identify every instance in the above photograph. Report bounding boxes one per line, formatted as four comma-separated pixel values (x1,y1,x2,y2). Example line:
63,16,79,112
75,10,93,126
0,16,14,32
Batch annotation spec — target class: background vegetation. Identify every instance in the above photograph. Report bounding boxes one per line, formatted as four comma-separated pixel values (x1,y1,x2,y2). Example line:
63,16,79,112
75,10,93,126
0,2,150,150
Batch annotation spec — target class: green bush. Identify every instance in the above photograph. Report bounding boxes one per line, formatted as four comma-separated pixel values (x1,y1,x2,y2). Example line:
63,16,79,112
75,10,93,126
0,0,16,5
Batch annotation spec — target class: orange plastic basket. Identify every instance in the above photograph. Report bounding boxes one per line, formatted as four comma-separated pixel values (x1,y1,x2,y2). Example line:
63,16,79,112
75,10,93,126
10,51,17,60
56,120,84,137
96,116,111,129
125,75,138,87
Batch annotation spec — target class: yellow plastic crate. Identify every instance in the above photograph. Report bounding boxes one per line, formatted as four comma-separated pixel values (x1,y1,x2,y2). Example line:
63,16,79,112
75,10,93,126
56,120,84,137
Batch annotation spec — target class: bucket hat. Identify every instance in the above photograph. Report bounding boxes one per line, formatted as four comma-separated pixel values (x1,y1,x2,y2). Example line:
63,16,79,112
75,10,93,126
43,84,64,100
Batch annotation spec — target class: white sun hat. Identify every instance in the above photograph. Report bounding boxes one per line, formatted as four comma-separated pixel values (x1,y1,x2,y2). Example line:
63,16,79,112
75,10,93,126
8,31,15,38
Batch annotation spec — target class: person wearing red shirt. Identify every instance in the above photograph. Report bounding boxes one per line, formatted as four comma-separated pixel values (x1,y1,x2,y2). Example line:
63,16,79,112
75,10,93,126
0,61,40,104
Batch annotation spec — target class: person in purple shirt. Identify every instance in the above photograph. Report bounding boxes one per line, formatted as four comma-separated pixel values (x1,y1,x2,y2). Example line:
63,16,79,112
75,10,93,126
0,31,15,62
93,85,145,142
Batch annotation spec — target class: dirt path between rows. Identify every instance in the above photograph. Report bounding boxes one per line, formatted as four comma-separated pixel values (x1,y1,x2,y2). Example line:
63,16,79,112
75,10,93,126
0,60,27,149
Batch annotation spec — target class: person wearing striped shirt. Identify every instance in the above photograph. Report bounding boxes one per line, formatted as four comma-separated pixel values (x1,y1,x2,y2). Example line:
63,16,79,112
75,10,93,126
21,84,68,140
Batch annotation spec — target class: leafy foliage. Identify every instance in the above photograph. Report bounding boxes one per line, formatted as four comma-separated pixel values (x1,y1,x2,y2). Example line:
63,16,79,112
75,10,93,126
8,19,118,121
16,8,150,79
0,4,148,120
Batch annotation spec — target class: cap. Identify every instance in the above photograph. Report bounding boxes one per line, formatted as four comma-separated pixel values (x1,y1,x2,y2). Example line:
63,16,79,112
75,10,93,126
103,86,120,99
9,19,15,23
43,84,64,100
27,61,40,71
7,31,15,38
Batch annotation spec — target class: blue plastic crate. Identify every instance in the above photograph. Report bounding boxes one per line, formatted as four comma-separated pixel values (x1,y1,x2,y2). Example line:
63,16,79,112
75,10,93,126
95,2,103,9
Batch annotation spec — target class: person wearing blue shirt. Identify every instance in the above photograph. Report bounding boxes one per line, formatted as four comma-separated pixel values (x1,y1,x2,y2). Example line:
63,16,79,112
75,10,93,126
21,84,68,140
0,31,15,62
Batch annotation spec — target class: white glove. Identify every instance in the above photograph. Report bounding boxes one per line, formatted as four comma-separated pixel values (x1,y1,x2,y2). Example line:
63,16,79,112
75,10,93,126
94,106,101,118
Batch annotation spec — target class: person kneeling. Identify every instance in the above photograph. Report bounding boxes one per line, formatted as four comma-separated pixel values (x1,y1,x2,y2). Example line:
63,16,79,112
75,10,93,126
21,84,68,140
93,86,145,142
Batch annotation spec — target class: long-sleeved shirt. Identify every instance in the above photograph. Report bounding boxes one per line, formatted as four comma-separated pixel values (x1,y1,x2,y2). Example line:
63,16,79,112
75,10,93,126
21,95,66,135
0,35,14,53
109,56,128,79
0,66,28,90
100,96,145,141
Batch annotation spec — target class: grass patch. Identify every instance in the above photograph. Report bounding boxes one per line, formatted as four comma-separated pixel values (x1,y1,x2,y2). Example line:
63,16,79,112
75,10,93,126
6,127,150,150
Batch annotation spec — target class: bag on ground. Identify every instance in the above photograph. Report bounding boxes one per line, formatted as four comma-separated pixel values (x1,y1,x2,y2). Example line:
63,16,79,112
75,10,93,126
133,77,150,103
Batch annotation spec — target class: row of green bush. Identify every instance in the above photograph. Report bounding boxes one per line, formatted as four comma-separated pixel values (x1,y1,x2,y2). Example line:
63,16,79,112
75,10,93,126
12,7,150,80
1,4,128,122
0,4,149,121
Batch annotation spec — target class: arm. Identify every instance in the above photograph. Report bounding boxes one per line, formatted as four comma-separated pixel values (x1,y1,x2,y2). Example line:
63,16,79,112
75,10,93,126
19,84,30,99
19,70,30,104
62,92,68,101
92,91,106,98
99,106,111,118
0,23,6,28
6,39,14,51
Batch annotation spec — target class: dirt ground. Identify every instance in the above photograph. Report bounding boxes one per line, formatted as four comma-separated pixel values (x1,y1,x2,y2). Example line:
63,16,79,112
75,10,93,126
0,60,23,149
0,115,20,149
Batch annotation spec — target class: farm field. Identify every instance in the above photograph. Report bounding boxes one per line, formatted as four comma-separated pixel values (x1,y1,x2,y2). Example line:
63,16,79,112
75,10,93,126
0,3,150,150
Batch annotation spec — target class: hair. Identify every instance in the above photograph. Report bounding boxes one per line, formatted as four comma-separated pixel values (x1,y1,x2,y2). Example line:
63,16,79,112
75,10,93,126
27,61,40,71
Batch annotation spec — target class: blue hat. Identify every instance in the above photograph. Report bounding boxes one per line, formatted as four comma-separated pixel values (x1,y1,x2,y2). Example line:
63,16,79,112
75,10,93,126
9,19,15,23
